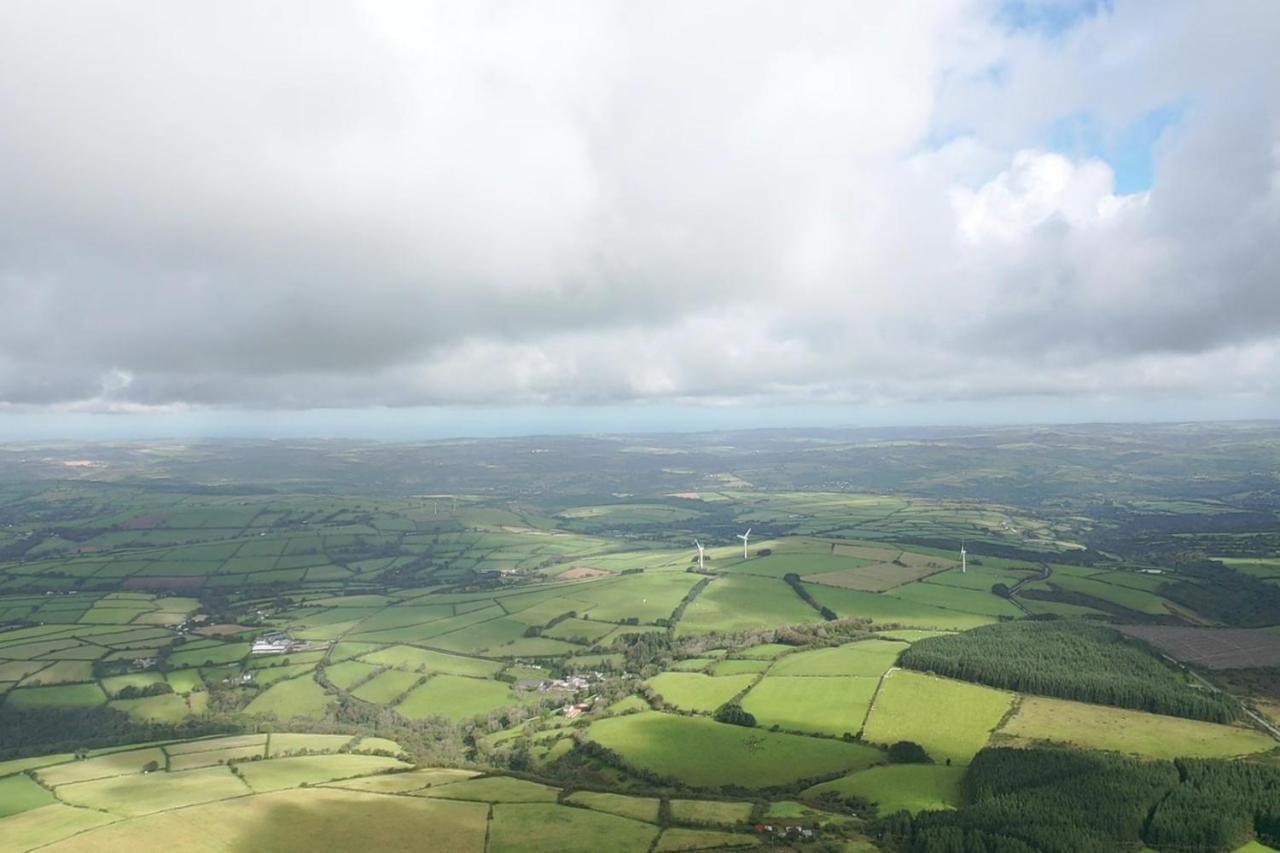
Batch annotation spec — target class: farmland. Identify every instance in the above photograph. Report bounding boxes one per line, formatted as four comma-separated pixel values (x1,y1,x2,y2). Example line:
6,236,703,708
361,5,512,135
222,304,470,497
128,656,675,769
3,426,1280,851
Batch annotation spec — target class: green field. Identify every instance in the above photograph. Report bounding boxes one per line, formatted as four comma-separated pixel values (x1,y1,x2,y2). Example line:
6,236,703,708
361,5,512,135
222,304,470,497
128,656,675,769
564,790,660,823
804,764,966,814
243,676,332,719
418,775,560,802
668,798,753,825
0,773,55,818
395,674,517,721
588,711,882,789
741,676,879,736
489,803,658,853
676,576,822,634
862,671,1014,764
996,696,1277,759
644,672,756,713
768,639,906,677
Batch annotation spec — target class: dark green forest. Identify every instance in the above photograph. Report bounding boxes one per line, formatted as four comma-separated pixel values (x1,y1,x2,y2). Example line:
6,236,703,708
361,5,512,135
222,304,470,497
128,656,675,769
873,747,1280,853
898,621,1241,723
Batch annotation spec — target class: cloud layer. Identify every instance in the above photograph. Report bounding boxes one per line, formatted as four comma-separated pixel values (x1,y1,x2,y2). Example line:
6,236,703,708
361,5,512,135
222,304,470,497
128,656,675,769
1,1,1278,414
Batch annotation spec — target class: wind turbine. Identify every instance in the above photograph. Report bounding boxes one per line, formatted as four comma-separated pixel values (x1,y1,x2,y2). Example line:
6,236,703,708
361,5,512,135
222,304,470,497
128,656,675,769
738,528,752,560
694,539,705,571
960,540,967,574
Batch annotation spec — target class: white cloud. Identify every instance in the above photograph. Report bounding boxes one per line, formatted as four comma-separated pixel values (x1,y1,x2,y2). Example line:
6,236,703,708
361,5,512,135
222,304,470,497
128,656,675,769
0,0,1278,418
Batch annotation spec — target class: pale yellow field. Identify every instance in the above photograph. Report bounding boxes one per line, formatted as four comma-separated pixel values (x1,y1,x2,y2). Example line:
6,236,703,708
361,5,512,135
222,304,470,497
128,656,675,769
39,787,489,853
997,696,1277,759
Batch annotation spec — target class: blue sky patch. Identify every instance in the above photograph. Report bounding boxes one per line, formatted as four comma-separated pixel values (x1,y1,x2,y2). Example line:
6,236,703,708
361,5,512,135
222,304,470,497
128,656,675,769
1046,101,1187,193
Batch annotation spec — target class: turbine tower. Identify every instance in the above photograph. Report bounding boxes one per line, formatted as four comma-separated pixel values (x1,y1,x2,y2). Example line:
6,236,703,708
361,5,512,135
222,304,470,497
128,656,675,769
960,540,967,574
738,528,752,560
694,539,705,571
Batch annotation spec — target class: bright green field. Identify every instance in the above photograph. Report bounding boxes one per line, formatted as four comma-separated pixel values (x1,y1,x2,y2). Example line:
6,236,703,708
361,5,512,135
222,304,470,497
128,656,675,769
802,585,996,630
676,576,821,634
741,676,879,736
350,669,422,704
644,672,756,713
418,775,560,803
588,711,882,789
358,645,503,677
564,791,660,823
654,827,761,851
997,696,1277,759
237,754,411,792
668,798,753,825
804,764,966,815
862,671,1014,765
3,682,106,709
243,676,331,719
0,773,55,817
394,674,516,722
488,803,658,853
55,765,248,816
768,639,906,677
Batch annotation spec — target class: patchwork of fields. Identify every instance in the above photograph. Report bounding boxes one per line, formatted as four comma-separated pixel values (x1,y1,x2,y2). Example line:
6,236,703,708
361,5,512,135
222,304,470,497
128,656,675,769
2,480,1278,852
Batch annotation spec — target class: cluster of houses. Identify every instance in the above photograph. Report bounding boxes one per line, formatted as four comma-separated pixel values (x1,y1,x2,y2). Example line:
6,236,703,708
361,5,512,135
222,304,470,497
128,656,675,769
540,672,601,692
558,696,598,719
754,823,816,840
250,632,311,655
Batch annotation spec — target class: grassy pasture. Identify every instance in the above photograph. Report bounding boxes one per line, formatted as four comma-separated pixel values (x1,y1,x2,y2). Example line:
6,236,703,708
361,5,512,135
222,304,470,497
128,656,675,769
802,585,996,630
654,827,761,851
37,787,489,853
111,691,206,722
676,576,820,635
325,767,476,794
351,669,422,704
735,643,796,660
359,645,504,677
164,734,266,755
741,676,879,736
645,672,756,713
395,674,517,721
668,798,754,825
588,711,882,789
37,747,169,786
267,733,354,757
56,765,249,816
565,790,660,823
236,754,411,792
489,803,658,853
708,658,771,675
243,675,331,719
323,659,380,690
0,773,55,817
168,744,266,771
862,671,1014,765
996,696,1277,759
768,639,906,677
349,736,404,756
4,682,106,709
887,581,1024,618
803,764,966,815
419,775,560,802
0,803,120,851
18,659,95,685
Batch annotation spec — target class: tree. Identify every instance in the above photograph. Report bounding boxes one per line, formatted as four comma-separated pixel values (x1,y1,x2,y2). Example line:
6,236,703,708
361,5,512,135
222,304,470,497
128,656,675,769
714,703,756,727
887,741,932,764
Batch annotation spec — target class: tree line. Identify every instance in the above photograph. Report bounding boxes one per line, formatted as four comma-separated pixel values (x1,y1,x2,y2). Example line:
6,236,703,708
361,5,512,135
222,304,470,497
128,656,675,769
899,620,1241,723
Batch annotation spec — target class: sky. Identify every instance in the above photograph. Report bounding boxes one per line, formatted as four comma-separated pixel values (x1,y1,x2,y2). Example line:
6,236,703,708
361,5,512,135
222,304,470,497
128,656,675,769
1,0,1279,440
